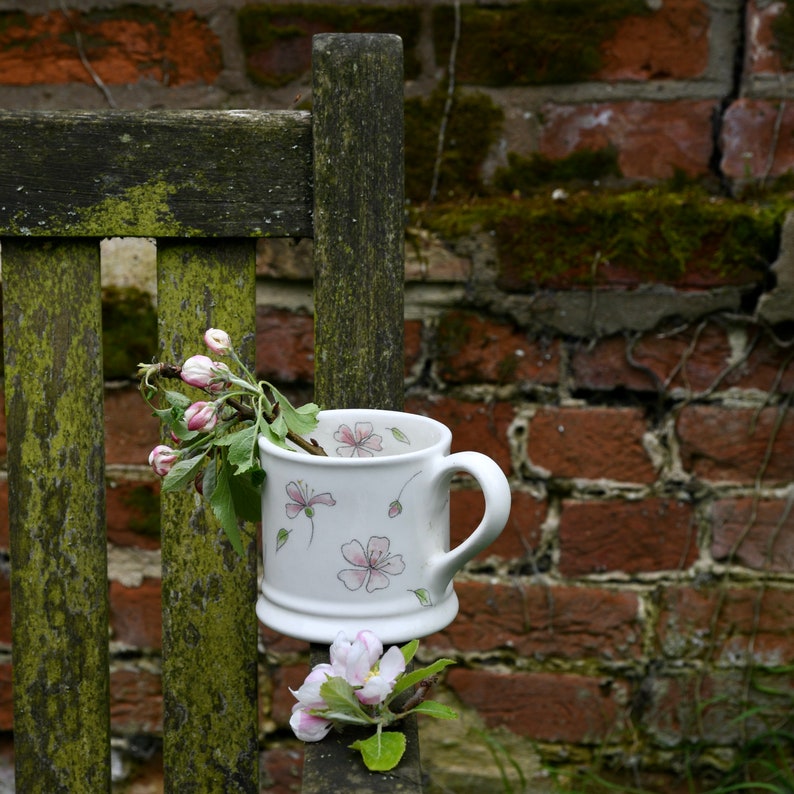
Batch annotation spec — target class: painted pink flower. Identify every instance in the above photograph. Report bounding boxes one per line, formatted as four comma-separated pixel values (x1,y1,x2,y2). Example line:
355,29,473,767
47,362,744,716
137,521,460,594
203,328,232,356
338,536,405,593
333,422,383,457
285,480,336,546
285,480,336,519
148,444,179,477
184,401,218,432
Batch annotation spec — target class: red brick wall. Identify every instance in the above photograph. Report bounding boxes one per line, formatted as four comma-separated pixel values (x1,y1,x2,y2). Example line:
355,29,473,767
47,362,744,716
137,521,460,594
0,1,793,791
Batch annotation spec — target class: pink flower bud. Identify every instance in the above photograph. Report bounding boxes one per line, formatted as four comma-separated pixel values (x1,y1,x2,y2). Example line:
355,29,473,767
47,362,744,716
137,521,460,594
204,328,232,356
148,445,179,477
180,355,230,392
184,401,218,433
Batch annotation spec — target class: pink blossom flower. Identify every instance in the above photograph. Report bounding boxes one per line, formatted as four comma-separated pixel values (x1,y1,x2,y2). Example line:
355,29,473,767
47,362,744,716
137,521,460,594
289,707,333,742
180,355,230,392
289,664,335,742
184,401,218,433
337,536,405,593
148,444,179,477
285,481,336,519
204,328,232,356
333,422,383,457
356,645,406,705
328,630,406,705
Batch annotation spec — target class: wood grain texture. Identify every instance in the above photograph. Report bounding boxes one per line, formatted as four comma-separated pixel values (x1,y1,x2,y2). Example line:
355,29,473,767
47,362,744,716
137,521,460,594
0,110,312,238
156,239,260,793
312,33,406,412
2,238,110,793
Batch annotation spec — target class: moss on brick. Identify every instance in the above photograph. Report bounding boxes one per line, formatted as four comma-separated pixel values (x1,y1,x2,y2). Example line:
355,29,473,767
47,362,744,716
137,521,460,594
494,148,623,193
416,190,785,291
432,0,650,86
101,286,157,379
121,483,161,539
772,0,794,70
405,88,503,203
238,4,421,85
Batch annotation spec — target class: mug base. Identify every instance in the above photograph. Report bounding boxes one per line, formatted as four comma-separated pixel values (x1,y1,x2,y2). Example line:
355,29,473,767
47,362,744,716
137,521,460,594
256,592,460,644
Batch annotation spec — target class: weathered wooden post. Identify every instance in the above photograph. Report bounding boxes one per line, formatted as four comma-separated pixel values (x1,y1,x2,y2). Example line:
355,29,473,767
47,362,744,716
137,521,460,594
303,33,422,793
157,239,260,792
3,238,111,792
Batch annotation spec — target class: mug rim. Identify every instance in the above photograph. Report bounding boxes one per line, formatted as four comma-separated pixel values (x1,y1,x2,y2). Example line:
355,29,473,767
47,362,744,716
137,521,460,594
258,407,452,464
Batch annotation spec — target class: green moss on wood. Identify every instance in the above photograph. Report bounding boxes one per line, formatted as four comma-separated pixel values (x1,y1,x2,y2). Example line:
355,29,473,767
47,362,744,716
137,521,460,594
416,190,785,290
433,0,650,86
405,88,503,203
238,4,422,85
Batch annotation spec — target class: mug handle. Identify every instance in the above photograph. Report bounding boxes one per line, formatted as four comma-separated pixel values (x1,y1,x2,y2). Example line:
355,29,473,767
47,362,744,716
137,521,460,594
426,451,512,593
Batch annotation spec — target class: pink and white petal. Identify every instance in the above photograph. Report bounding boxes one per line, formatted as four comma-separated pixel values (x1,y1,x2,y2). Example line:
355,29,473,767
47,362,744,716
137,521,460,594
308,492,336,507
354,631,383,667
329,632,353,672
290,708,333,742
379,645,407,683
377,554,406,576
343,642,373,687
356,674,393,705
285,503,305,519
285,481,306,504
354,422,375,442
362,434,383,453
365,568,392,592
365,536,391,560
337,568,369,591
340,540,368,567
333,424,356,446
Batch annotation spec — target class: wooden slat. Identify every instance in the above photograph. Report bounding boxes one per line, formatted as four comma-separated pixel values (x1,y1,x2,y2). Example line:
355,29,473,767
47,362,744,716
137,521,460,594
0,110,312,238
306,34,420,794
2,238,110,792
156,239,260,793
313,33,406,411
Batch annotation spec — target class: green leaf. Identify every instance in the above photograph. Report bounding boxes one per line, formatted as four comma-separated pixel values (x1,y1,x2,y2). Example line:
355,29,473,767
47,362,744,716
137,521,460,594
392,659,456,697
208,461,243,555
407,700,458,720
161,455,206,492
164,389,192,409
202,456,217,502
276,528,290,550
228,468,262,524
259,419,292,450
388,426,410,444
319,677,372,724
410,588,433,607
267,384,320,435
349,731,406,772
221,424,259,474
400,639,419,666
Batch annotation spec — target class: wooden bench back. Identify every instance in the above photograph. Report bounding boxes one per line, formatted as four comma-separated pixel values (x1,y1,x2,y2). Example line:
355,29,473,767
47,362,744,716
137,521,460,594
0,33,406,793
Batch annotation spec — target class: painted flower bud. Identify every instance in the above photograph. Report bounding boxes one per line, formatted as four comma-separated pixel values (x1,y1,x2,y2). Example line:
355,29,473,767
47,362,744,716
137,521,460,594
148,444,179,477
204,328,232,356
184,401,218,433
388,499,402,518
180,355,230,392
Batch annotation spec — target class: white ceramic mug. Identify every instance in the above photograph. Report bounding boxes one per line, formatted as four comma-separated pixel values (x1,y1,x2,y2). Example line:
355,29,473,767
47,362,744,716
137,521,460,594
256,408,511,643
